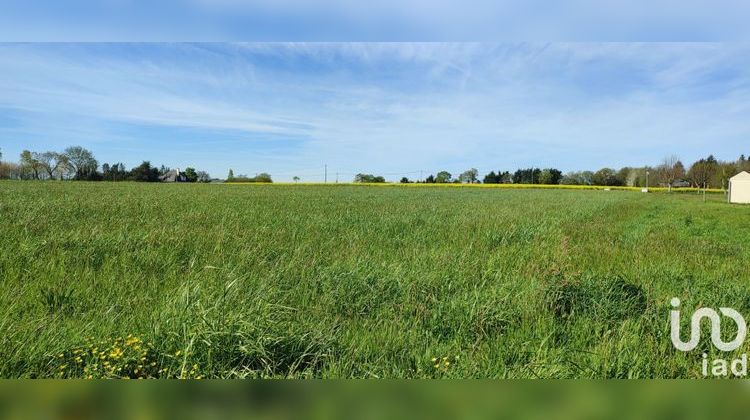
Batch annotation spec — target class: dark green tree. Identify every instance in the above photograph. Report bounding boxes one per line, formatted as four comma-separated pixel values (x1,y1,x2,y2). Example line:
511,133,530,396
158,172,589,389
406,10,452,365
184,167,198,182
129,161,159,182
254,173,273,183
483,171,498,184
435,171,452,183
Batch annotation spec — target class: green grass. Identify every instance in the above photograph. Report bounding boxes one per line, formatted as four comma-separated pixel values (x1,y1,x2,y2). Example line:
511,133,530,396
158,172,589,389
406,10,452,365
1,181,748,378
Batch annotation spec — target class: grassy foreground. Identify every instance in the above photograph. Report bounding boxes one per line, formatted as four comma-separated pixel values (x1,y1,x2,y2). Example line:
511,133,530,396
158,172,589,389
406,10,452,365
0,181,748,378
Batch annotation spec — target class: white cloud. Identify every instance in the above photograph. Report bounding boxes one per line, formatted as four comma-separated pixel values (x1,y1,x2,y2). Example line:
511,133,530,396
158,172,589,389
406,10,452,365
1,43,749,180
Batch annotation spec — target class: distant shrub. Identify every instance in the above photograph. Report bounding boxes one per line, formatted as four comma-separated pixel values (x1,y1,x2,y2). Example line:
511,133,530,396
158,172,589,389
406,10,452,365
226,173,272,183
354,173,386,183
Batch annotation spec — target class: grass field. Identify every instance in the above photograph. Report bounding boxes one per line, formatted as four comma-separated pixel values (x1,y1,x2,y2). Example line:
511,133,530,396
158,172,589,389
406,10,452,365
1,181,748,378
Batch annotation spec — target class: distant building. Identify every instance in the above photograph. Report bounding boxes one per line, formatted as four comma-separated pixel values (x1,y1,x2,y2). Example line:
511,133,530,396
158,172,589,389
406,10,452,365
729,171,750,204
160,168,188,183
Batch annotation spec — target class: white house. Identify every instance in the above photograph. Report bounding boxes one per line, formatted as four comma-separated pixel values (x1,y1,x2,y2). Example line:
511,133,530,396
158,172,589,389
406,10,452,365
729,171,750,204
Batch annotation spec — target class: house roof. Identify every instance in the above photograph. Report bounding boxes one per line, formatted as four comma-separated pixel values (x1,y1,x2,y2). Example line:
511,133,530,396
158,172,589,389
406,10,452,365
731,171,750,181
160,169,182,182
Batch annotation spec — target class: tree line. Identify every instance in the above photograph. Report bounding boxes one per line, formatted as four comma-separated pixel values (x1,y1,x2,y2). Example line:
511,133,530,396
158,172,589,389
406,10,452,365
0,146,211,182
225,169,273,183
2,146,748,188
362,154,750,190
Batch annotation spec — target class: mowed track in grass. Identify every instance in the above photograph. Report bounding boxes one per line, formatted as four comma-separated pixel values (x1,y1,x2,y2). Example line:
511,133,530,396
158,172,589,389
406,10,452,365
0,181,748,378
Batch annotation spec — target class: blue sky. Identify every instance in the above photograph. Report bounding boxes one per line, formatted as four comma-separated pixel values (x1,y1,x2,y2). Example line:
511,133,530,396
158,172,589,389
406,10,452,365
1,43,750,181
2,0,750,41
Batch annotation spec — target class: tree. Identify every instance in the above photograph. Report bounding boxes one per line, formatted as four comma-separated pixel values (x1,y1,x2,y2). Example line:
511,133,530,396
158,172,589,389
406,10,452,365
435,171,452,183
63,146,98,180
425,174,435,183
483,171,499,184
254,173,273,183
739,154,750,173
19,150,42,180
592,168,619,186
184,167,198,182
293,176,300,183
538,168,562,185
196,171,211,183
688,157,717,190
129,161,159,182
354,173,385,183
616,167,632,186
458,168,479,184
512,168,541,184
0,161,20,180
36,151,70,180
498,171,512,183
561,171,594,185
102,163,127,181
715,161,737,191
400,177,411,183
227,169,235,182
656,155,684,192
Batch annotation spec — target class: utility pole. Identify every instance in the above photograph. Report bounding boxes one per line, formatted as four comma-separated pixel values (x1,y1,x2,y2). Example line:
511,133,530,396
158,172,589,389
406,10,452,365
324,164,327,183
420,170,423,183
336,172,339,183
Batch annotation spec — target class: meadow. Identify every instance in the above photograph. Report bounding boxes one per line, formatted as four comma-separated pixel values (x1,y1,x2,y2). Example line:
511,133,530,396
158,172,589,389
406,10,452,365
0,181,748,378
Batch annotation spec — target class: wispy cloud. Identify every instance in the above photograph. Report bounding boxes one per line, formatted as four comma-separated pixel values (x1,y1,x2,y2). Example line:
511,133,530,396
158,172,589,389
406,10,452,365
1,43,749,181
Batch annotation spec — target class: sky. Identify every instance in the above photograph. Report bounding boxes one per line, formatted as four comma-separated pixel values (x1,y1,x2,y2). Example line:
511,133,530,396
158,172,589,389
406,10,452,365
1,0,750,41
1,43,750,182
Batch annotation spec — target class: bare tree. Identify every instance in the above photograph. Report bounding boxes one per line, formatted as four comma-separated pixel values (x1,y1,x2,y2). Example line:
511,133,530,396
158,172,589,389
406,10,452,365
35,152,70,180
688,157,717,190
658,155,684,192
196,171,211,183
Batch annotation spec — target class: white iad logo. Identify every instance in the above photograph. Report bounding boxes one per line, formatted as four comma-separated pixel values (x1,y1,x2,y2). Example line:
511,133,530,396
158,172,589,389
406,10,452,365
670,297,747,352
